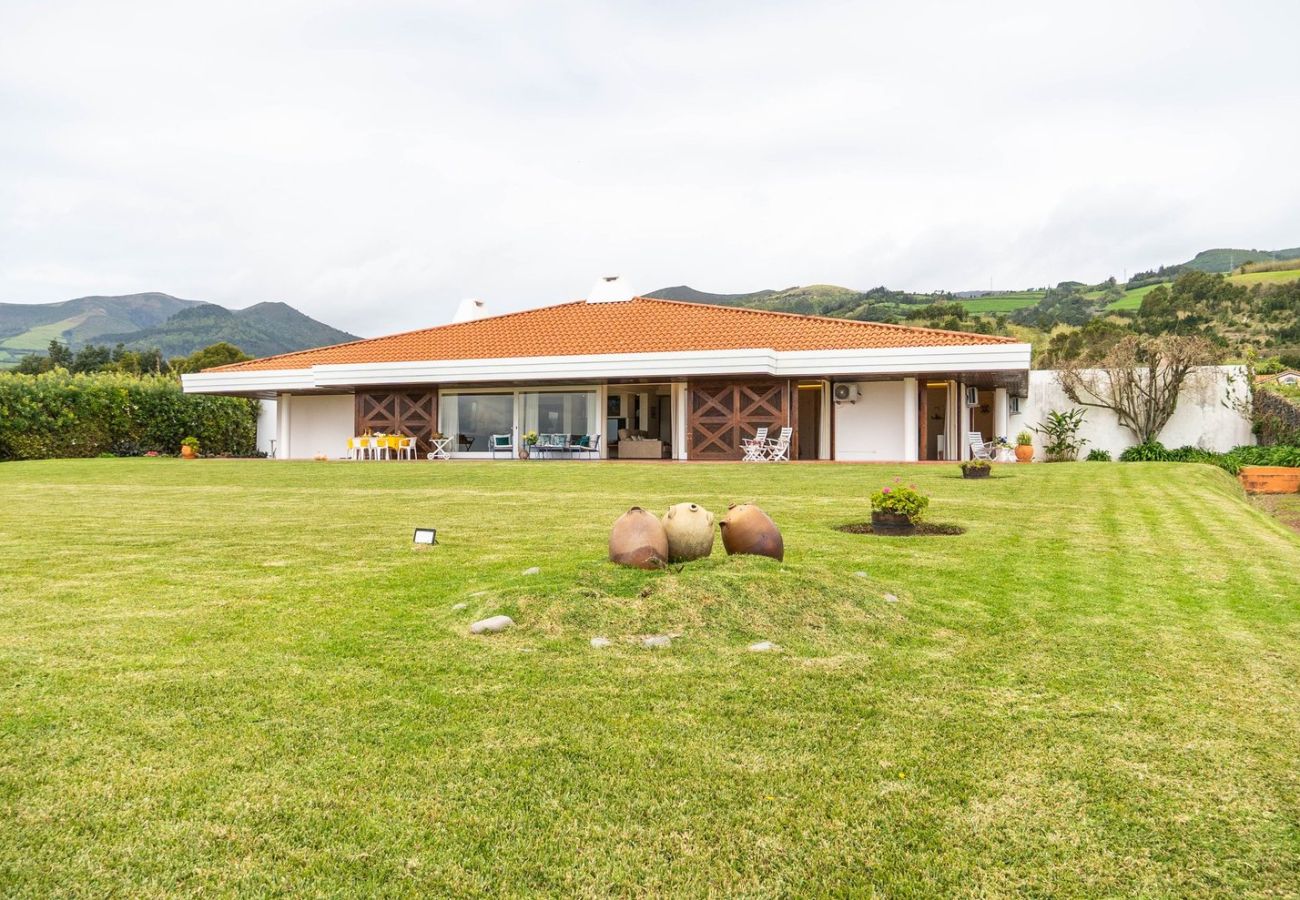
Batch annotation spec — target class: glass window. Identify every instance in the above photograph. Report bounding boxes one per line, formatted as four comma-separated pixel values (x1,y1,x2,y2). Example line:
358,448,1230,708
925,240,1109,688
522,391,595,440
440,393,514,452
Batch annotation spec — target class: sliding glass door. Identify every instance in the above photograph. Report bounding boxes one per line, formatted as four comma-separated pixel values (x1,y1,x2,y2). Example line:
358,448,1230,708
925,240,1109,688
439,392,514,453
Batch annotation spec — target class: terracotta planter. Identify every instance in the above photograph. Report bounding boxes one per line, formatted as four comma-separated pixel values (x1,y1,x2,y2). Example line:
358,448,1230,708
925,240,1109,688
609,506,669,569
719,503,784,561
1239,466,1300,495
661,502,715,562
871,511,916,536
180,445,197,459
1014,444,1034,463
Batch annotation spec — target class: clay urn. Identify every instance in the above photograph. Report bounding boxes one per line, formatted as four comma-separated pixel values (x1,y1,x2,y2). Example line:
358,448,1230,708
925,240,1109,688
661,502,715,562
719,503,784,561
609,506,669,569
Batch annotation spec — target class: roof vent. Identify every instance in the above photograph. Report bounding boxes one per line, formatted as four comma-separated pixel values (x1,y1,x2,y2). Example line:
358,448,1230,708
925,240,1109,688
453,298,487,323
586,275,636,304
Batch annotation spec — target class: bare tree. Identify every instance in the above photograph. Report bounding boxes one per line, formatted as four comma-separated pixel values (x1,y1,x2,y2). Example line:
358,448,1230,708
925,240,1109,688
1055,334,1220,444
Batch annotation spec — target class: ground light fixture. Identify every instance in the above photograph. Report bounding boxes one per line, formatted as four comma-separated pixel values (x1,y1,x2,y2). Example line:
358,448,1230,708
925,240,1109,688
412,528,438,545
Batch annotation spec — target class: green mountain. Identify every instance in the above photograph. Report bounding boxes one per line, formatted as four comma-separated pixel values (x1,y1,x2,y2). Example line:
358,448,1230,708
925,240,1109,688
0,293,357,366
1179,247,1300,273
101,302,357,358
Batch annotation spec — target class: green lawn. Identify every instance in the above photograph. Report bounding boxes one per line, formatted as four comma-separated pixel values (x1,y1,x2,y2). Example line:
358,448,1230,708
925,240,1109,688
955,291,1045,314
2,459,1298,896
1228,268,1300,288
1105,281,1167,311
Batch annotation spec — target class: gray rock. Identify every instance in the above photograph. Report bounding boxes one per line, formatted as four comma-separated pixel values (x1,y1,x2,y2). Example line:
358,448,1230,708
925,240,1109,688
642,635,672,649
590,637,612,649
451,602,468,611
470,615,515,634
883,593,899,603
854,571,869,579
748,641,778,652
522,566,541,576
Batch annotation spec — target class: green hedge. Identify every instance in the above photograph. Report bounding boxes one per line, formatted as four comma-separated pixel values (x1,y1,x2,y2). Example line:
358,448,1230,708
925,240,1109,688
0,370,258,460
1118,441,1300,474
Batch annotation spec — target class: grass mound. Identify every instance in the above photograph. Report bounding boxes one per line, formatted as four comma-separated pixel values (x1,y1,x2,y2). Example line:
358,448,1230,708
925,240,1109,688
454,554,904,654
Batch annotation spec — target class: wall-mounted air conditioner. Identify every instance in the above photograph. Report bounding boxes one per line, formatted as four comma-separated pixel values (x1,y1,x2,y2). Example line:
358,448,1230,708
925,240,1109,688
832,383,859,404
965,386,979,407
1010,395,1024,415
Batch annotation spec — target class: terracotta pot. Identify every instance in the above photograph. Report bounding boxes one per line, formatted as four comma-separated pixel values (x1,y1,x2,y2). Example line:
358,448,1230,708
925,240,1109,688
1239,465,1300,494
1014,444,1034,463
180,445,197,459
661,502,715,562
609,506,669,569
719,503,783,561
871,511,916,536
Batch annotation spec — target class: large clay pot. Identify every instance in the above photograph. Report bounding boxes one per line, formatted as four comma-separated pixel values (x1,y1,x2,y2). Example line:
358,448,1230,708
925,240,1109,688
180,445,196,459
719,503,783,561
1015,444,1034,463
609,507,669,569
661,502,715,562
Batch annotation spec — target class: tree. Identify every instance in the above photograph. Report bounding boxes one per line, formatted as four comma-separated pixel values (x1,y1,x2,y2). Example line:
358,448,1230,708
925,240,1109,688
1055,334,1220,444
169,342,252,374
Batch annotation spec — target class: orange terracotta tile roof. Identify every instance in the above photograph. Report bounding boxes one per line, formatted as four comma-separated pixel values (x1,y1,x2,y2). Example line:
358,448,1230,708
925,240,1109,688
209,297,1018,372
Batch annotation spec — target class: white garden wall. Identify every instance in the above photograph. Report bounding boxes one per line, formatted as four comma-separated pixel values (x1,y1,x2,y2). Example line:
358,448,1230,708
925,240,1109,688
1017,366,1254,459
832,380,908,461
280,393,353,460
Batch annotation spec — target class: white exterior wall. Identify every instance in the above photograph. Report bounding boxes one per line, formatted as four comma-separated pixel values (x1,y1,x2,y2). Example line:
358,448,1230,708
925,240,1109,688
1019,365,1254,459
832,381,909,461
282,393,354,460
256,399,278,456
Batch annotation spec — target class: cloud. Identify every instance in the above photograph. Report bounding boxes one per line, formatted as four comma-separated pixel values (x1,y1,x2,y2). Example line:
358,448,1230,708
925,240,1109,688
1,0,1298,335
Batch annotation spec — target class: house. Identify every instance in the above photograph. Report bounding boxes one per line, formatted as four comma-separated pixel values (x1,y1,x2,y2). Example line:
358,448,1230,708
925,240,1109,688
181,279,1033,461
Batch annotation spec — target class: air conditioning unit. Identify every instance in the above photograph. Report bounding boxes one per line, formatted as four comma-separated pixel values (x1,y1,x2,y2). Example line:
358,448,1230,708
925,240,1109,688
964,386,979,407
832,383,859,404
1009,395,1024,415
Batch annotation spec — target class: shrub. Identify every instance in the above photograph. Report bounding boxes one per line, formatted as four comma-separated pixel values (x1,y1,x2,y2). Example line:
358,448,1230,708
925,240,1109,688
959,459,991,473
0,370,257,460
1033,409,1088,461
870,479,929,523
1015,430,1034,446
1120,441,1170,462
1085,448,1112,462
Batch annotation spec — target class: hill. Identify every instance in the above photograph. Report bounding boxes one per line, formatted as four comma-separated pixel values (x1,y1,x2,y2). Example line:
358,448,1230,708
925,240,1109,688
102,302,358,358
1178,247,1300,273
0,293,357,365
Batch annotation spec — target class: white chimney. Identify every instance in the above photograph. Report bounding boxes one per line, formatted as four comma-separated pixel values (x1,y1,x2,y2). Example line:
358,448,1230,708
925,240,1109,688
453,298,487,323
586,275,637,304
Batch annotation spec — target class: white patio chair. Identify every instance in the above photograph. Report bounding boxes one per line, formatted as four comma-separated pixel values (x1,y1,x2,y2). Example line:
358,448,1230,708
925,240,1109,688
741,427,770,462
581,434,601,460
490,433,513,459
395,435,415,460
765,426,793,462
968,431,996,460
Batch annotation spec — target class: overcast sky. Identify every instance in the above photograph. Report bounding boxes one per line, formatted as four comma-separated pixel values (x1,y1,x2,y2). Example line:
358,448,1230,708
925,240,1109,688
2,0,1298,336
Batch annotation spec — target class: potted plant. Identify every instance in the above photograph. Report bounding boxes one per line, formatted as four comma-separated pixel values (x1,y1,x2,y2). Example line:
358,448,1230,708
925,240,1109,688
960,459,991,479
869,479,929,536
520,429,538,460
180,436,200,459
1014,430,1034,463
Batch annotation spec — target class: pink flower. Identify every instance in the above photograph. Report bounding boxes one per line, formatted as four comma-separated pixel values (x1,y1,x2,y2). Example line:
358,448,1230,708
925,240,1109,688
882,487,892,494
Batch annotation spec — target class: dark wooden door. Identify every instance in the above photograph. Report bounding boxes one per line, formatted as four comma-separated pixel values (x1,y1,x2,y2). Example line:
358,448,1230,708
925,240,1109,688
355,390,438,456
686,380,789,460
